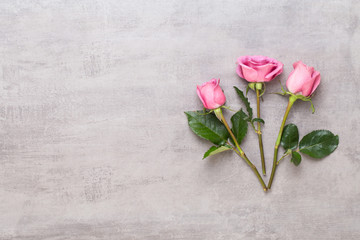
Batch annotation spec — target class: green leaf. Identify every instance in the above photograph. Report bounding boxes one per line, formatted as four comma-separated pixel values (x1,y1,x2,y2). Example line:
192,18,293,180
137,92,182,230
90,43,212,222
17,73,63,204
185,111,230,145
203,145,232,159
291,151,302,166
280,124,299,150
234,86,253,120
252,118,265,125
299,130,339,158
230,109,248,144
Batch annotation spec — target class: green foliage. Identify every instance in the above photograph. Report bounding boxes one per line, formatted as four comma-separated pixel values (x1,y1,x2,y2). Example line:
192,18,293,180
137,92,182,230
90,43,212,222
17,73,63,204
234,86,253,120
291,151,302,166
280,124,299,150
299,130,339,158
203,145,232,159
230,109,248,144
252,118,265,125
185,111,230,145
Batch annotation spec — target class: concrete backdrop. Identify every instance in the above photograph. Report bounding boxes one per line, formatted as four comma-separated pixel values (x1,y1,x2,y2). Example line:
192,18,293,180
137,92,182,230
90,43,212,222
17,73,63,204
0,0,359,239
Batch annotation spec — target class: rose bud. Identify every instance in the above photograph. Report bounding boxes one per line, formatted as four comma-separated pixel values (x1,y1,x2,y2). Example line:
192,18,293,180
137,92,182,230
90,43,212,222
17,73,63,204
197,79,226,110
286,61,321,97
236,55,283,83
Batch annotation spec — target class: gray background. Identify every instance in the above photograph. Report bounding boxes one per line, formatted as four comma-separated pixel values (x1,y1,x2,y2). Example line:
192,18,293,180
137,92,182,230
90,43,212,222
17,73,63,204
0,0,359,239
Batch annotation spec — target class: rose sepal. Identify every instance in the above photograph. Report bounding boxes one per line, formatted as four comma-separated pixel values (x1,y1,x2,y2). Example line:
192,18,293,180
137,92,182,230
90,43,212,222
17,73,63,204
246,82,266,97
245,83,256,96
214,107,223,122
275,81,315,113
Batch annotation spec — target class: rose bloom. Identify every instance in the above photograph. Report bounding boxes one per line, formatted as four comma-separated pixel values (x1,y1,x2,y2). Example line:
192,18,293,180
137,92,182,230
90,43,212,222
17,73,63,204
286,61,321,97
197,79,226,110
236,55,283,82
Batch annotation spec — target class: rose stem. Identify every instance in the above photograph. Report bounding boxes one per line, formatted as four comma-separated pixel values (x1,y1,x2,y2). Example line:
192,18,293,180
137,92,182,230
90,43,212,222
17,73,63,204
267,95,297,189
216,108,267,191
256,87,266,176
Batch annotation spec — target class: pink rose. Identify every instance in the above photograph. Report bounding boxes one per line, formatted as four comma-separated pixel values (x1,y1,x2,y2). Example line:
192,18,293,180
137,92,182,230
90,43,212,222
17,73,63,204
236,55,283,82
286,61,321,97
197,79,226,110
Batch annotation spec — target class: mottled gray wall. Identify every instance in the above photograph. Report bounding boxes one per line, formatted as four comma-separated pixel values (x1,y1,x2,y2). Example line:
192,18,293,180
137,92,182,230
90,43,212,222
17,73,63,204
0,0,359,239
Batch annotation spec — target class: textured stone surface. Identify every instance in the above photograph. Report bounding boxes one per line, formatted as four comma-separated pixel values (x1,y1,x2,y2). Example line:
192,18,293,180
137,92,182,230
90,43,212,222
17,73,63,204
0,0,359,239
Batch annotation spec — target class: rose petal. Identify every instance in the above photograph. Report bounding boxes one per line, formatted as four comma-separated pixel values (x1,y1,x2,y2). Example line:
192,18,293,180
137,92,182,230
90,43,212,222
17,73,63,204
310,71,321,95
197,85,208,109
240,64,258,82
236,64,244,78
265,61,283,80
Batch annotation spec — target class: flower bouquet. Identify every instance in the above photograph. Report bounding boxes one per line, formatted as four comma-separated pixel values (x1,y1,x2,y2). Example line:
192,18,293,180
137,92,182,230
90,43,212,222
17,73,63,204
185,56,339,191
